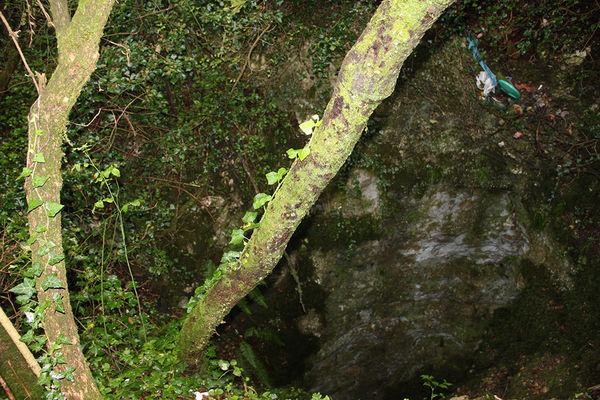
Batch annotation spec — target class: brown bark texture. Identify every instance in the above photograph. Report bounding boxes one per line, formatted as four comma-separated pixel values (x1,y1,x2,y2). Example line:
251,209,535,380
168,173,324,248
179,0,456,367
24,0,114,398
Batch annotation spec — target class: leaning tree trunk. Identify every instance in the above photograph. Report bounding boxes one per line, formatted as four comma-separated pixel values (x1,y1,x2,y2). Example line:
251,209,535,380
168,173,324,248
179,0,456,367
23,0,114,398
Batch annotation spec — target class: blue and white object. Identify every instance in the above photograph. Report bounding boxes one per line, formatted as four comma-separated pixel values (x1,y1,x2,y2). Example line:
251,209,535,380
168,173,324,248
467,37,521,100
476,70,495,96
467,37,497,87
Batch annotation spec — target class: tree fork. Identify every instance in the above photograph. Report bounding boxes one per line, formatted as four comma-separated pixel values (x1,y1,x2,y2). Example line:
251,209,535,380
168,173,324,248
179,0,456,367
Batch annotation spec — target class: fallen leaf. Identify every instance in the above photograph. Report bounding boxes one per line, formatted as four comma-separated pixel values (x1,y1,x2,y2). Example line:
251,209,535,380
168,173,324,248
513,82,536,92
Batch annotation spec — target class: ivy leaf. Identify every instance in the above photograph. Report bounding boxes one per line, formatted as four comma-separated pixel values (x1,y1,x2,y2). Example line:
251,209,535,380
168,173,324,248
221,251,241,262
252,193,272,209
48,252,65,266
121,199,140,213
34,129,43,136
27,198,43,213
64,366,76,381
32,153,46,163
41,274,64,291
286,148,300,159
35,224,47,233
31,175,49,188
17,167,32,180
299,119,316,135
218,359,230,371
38,244,50,256
230,229,245,245
93,200,104,212
25,262,43,278
53,352,66,365
45,202,64,217
53,294,66,314
242,211,258,224
111,167,120,177
299,146,311,161
277,167,288,180
10,278,36,297
267,167,288,184
26,233,37,245
299,115,320,135
266,171,279,185
20,329,35,344
37,372,52,387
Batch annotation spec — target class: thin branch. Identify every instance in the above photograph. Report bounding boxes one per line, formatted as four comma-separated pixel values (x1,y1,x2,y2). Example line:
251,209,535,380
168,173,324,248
0,374,16,400
229,23,273,95
25,0,35,47
0,11,40,94
0,307,41,378
36,0,54,28
140,176,204,188
72,108,103,127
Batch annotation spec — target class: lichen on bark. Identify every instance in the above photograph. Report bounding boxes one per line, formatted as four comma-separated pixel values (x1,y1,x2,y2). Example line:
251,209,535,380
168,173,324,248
178,0,456,369
23,0,115,398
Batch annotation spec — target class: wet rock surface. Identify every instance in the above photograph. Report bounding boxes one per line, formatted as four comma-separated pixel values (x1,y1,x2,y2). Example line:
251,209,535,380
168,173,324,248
297,36,572,399
305,189,528,399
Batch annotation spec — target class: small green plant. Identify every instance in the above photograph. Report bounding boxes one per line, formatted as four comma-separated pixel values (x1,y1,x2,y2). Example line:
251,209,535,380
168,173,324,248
186,114,319,311
421,374,452,400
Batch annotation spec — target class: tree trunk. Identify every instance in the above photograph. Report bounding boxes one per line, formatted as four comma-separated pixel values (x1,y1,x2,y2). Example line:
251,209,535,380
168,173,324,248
24,0,114,398
179,0,456,367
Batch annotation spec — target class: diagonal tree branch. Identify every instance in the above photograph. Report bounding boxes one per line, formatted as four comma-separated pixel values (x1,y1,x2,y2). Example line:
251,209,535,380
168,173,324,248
178,0,456,368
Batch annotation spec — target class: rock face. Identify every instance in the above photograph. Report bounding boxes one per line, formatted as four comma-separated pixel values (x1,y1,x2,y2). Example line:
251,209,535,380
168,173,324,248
305,188,527,399
298,36,571,399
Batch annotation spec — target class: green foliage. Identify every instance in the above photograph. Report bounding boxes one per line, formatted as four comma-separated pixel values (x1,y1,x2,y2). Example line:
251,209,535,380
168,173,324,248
245,326,284,347
421,375,452,400
441,0,599,62
556,107,600,180
254,193,274,209
304,1,377,81
266,168,288,185
286,147,310,161
239,340,273,388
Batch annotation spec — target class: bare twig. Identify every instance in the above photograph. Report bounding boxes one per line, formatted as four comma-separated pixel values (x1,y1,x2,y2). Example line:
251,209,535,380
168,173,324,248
229,23,273,95
284,252,306,313
72,108,103,127
102,39,131,63
36,0,54,28
6,360,32,398
0,307,41,378
140,176,204,188
0,11,40,94
25,0,35,47
240,154,259,194
0,374,16,400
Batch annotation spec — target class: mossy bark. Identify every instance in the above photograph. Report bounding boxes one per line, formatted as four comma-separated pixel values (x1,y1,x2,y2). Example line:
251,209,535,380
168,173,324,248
24,0,114,398
0,307,43,399
179,0,456,367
